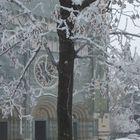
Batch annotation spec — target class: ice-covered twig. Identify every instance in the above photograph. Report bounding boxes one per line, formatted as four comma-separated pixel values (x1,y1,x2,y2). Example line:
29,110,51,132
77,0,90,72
110,31,140,38
71,36,109,57
12,45,41,96
0,42,20,57
9,0,36,23
43,44,58,67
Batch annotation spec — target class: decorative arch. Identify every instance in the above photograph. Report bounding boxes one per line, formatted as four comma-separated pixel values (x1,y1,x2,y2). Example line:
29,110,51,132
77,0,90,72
32,95,57,120
73,102,89,120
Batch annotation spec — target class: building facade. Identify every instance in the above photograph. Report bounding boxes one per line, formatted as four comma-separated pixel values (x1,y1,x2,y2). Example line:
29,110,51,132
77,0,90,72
0,0,110,140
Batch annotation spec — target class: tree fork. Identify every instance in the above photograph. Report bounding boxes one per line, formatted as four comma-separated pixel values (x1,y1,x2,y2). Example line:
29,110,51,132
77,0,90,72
57,0,96,140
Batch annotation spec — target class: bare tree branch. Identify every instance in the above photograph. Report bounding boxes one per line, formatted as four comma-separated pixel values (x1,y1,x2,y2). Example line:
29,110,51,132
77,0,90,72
71,36,109,57
12,45,41,96
136,0,140,3
43,44,58,67
110,31,140,38
9,0,36,23
75,43,87,55
80,0,97,10
0,42,20,57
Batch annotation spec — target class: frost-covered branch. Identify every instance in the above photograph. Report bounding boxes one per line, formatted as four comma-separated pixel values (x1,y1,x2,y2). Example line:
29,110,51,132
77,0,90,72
73,0,98,10
110,31,140,38
71,36,109,57
9,0,36,23
75,43,87,55
0,0,140,134
0,42,20,57
43,43,58,67
13,45,41,95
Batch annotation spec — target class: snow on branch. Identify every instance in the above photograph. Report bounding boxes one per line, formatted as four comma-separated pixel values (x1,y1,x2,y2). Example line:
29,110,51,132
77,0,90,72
0,0,140,133
71,36,109,57
110,31,140,38
9,0,36,23
0,42,20,57
0,45,41,119
13,45,41,95
43,44,58,67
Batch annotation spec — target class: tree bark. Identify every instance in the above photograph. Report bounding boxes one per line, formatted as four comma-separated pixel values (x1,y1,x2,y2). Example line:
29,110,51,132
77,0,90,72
57,37,74,140
57,1,74,140
57,0,96,140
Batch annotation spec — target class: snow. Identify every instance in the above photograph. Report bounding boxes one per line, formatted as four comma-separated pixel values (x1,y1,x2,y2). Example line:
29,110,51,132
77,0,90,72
72,0,84,5
0,0,140,136
116,134,140,140
128,134,140,139
116,138,133,140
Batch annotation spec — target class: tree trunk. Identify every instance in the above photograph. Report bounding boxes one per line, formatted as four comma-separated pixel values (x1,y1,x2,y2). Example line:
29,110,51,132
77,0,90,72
57,37,74,140
57,0,96,140
57,1,74,140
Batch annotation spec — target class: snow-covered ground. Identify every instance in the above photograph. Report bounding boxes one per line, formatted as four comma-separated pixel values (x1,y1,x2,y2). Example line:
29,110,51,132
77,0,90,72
116,134,140,140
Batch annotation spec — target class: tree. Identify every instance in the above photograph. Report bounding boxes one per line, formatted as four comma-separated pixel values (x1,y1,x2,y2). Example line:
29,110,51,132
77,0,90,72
109,53,140,134
57,0,97,139
0,0,140,140
111,108,139,134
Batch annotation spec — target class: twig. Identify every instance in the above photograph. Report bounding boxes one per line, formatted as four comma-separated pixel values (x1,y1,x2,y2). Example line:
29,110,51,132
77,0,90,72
0,42,20,57
43,44,58,67
110,31,140,38
75,43,87,55
10,0,36,23
136,0,140,3
12,45,41,97
71,36,109,57
80,0,98,10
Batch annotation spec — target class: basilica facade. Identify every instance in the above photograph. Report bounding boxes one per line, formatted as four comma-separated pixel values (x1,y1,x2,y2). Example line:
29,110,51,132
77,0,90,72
0,0,110,140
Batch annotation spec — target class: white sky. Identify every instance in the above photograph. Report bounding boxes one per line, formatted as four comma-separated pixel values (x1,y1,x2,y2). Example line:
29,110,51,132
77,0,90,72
119,3,140,55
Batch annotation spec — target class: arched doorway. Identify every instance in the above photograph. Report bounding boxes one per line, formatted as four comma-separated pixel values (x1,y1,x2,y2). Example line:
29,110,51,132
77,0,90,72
0,121,8,140
32,95,57,140
73,102,89,140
